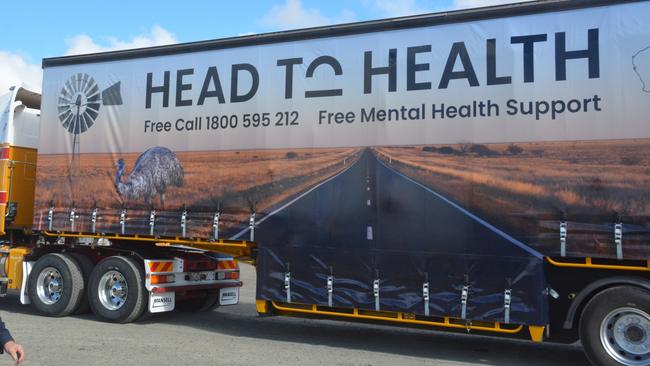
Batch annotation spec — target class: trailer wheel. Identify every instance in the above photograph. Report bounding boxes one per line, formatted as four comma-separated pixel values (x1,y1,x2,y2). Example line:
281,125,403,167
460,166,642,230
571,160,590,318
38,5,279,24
69,253,94,314
580,286,650,366
88,256,146,323
28,253,84,317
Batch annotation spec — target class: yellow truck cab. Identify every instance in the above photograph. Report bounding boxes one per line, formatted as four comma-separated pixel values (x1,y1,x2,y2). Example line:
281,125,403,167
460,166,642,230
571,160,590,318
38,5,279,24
0,86,40,234
0,86,40,295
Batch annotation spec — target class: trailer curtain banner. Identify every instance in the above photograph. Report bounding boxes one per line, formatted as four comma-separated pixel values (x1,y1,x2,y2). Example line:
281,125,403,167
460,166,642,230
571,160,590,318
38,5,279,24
36,2,649,325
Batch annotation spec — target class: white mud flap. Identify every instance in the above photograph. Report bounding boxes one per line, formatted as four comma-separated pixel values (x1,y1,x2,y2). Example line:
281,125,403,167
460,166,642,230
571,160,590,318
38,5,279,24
219,287,239,305
149,292,175,313
20,261,34,305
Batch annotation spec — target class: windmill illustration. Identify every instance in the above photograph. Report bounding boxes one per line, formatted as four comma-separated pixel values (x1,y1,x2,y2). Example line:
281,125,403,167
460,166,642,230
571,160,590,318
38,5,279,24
57,73,123,196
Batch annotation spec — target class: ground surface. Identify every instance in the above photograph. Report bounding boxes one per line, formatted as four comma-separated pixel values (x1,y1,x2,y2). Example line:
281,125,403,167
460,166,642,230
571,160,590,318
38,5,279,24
0,264,589,366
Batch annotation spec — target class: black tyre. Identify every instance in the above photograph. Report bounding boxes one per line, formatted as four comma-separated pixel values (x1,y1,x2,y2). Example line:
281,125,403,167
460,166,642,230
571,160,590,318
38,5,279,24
68,253,94,315
176,291,220,312
580,286,650,366
88,256,147,323
28,253,84,317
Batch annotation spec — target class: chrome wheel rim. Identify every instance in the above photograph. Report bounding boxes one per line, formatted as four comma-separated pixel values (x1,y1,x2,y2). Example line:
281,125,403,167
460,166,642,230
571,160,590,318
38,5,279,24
36,267,63,305
98,270,128,310
600,307,650,366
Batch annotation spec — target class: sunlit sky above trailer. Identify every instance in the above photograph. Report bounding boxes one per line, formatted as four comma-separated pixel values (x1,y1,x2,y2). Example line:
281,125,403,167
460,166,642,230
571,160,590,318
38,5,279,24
0,0,528,92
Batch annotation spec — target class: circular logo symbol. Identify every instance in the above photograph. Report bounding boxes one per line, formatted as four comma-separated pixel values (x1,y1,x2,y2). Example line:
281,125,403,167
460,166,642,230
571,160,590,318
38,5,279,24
58,73,101,134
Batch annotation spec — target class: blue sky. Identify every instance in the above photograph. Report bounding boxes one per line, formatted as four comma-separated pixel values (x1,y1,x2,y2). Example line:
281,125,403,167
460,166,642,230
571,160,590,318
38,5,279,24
0,0,524,91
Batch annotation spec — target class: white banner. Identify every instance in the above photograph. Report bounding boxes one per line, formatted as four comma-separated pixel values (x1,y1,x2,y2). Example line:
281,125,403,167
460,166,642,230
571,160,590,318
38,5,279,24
40,1,650,154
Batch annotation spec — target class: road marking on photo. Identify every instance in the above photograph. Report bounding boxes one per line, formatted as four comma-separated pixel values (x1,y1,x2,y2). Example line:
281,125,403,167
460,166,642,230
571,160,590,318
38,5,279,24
367,226,373,240
376,157,543,259
230,156,359,240
367,187,370,191
367,199,371,206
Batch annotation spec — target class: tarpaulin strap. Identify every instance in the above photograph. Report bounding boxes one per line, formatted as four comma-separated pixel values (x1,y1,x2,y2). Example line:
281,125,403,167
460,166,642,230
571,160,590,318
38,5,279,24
180,208,188,237
373,279,380,311
284,270,291,303
423,282,430,317
47,204,54,231
614,222,623,259
119,208,127,234
327,275,334,307
249,212,256,241
149,210,156,236
212,211,220,240
504,288,512,324
91,207,98,233
460,285,469,320
559,221,567,257
69,207,76,231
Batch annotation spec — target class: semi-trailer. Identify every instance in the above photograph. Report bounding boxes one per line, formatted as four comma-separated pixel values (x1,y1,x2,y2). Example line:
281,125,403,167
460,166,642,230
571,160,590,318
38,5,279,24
1,1,649,365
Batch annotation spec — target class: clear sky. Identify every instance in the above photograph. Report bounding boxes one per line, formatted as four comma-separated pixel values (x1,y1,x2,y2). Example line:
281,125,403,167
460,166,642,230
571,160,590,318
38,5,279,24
0,0,527,92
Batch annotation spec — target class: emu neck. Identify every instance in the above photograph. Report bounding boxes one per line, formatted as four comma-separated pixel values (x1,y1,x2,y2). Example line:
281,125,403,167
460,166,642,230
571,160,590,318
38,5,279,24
115,167,124,186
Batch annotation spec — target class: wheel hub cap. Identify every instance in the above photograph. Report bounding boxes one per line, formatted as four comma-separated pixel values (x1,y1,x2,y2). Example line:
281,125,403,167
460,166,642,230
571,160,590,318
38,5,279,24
601,307,650,366
98,270,128,311
36,267,63,305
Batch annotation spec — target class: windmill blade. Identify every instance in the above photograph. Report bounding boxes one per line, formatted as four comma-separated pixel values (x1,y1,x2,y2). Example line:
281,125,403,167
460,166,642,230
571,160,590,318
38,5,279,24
83,112,95,129
58,109,72,121
76,73,83,93
58,104,70,115
101,81,123,106
87,92,101,103
82,74,91,93
85,107,98,121
65,114,75,133
65,80,75,96
86,83,99,98
62,113,73,130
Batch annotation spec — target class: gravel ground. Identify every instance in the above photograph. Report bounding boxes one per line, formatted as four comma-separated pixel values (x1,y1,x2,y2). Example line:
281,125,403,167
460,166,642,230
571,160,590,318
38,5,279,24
0,264,590,366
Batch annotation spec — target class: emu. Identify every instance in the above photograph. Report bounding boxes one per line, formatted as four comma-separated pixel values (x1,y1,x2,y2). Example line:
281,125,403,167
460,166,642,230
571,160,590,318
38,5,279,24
114,147,184,208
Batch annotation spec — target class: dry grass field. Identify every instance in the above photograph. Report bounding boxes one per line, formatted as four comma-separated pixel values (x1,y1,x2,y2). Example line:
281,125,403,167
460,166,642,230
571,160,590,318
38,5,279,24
375,140,650,258
34,147,362,236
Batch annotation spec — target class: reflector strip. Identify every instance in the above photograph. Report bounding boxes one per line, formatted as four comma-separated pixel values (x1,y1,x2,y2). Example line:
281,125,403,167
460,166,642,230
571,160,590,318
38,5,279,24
0,192,7,205
218,260,237,270
148,261,174,273
0,148,9,160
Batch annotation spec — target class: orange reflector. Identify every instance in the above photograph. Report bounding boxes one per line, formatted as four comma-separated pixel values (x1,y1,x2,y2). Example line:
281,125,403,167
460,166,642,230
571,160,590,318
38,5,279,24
229,271,240,280
0,147,9,160
0,192,7,205
149,274,175,284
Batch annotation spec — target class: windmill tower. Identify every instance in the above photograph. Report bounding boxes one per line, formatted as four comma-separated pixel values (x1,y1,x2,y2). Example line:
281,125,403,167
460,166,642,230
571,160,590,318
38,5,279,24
57,73,122,200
